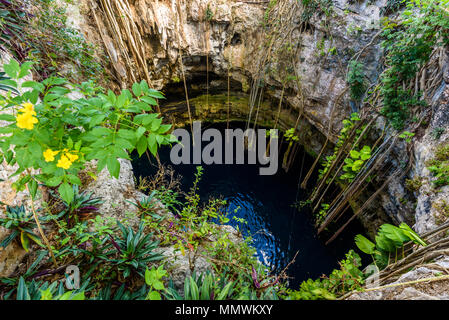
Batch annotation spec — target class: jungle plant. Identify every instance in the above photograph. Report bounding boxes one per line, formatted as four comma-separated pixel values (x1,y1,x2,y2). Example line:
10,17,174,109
164,271,234,300
355,223,427,269
347,60,366,101
316,203,329,225
0,59,175,206
93,282,148,300
53,217,115,262
288,250,364,300
340,145,371,182
318,113,361,180
426,143,449,188
0,0,29,61
15,276,88,300
0,205,43,252
110,221,164,278
380,0,449,129
54,184,103,221
127,190,161,220
399,131,415,143
145,265,168,300
0,71,18,93
431,127,445,140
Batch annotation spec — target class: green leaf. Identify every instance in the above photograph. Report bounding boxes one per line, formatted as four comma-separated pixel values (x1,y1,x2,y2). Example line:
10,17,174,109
147,135,157,156
147,291,161,300
217,282,233,300
375,234,396,253
132,83,142,97
355,234,375,254
59,182,74,204
136,136,147,157
4,59,20,78
0,114,15,122
379,224,409,247
350,150,360,159
107,157,120,178
17,277,30,300
28,179,38,200
18,61,34,78
399,223,427,246
189,277,199,300
46,176,63,187
20,232,30,252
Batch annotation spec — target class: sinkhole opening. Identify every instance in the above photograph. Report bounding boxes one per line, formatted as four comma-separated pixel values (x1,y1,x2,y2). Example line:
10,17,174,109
131,121,366,288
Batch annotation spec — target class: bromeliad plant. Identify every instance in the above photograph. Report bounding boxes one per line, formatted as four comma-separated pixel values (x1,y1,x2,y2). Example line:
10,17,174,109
53,184,103,222
0,205,43,252
110,221,164,279
0,59,176,205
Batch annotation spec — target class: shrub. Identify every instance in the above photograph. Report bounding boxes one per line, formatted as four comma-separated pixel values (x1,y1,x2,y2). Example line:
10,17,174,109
0,59,176,205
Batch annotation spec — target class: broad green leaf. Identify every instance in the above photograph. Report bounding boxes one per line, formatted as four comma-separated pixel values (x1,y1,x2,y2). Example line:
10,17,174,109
59,182,74,204
106,157,120,178
355,234,375,254
4,59,20,78
399,223,427,246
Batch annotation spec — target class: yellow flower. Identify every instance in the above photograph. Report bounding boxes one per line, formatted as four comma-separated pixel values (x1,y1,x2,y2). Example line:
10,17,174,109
43,149,59,162
18,102,36,116
16,112,38,130
56,155,72,169
66,152,79,162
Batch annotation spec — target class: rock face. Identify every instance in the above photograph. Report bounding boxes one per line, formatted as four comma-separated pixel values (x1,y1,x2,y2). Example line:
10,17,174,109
77,0,383,148
413,83,449,234
52,0,449,237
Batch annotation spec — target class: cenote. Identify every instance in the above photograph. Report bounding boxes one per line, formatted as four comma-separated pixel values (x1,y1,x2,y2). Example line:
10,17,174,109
131,122,365,288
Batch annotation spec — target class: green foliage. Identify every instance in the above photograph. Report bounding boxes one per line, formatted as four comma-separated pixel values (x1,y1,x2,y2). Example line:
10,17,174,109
316,203,329,225
205,5,214,21
354,234,375,255
318,112,361,180
15,276,87,300
110,221,164,278
431,127,445,140
340,145,371,182
28,0,104,81
53,184,103,221
355,223,427,270
300,0,333,22
0,59,175,204
287,250,364,300
0,205,43,252
426,143,449,187
0,71,18,93
0,0,28,60
284,127,299,142
347,60,366,101
380,0,449,129
145,265,168,300
399,131,415,143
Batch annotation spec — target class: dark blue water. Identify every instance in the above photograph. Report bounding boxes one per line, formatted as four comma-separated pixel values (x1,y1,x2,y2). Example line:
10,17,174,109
131,122,363,288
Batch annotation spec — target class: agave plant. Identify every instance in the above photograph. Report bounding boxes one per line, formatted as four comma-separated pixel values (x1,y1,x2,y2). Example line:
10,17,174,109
127,190,163,220
109,221,164,278
0,205,43,252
